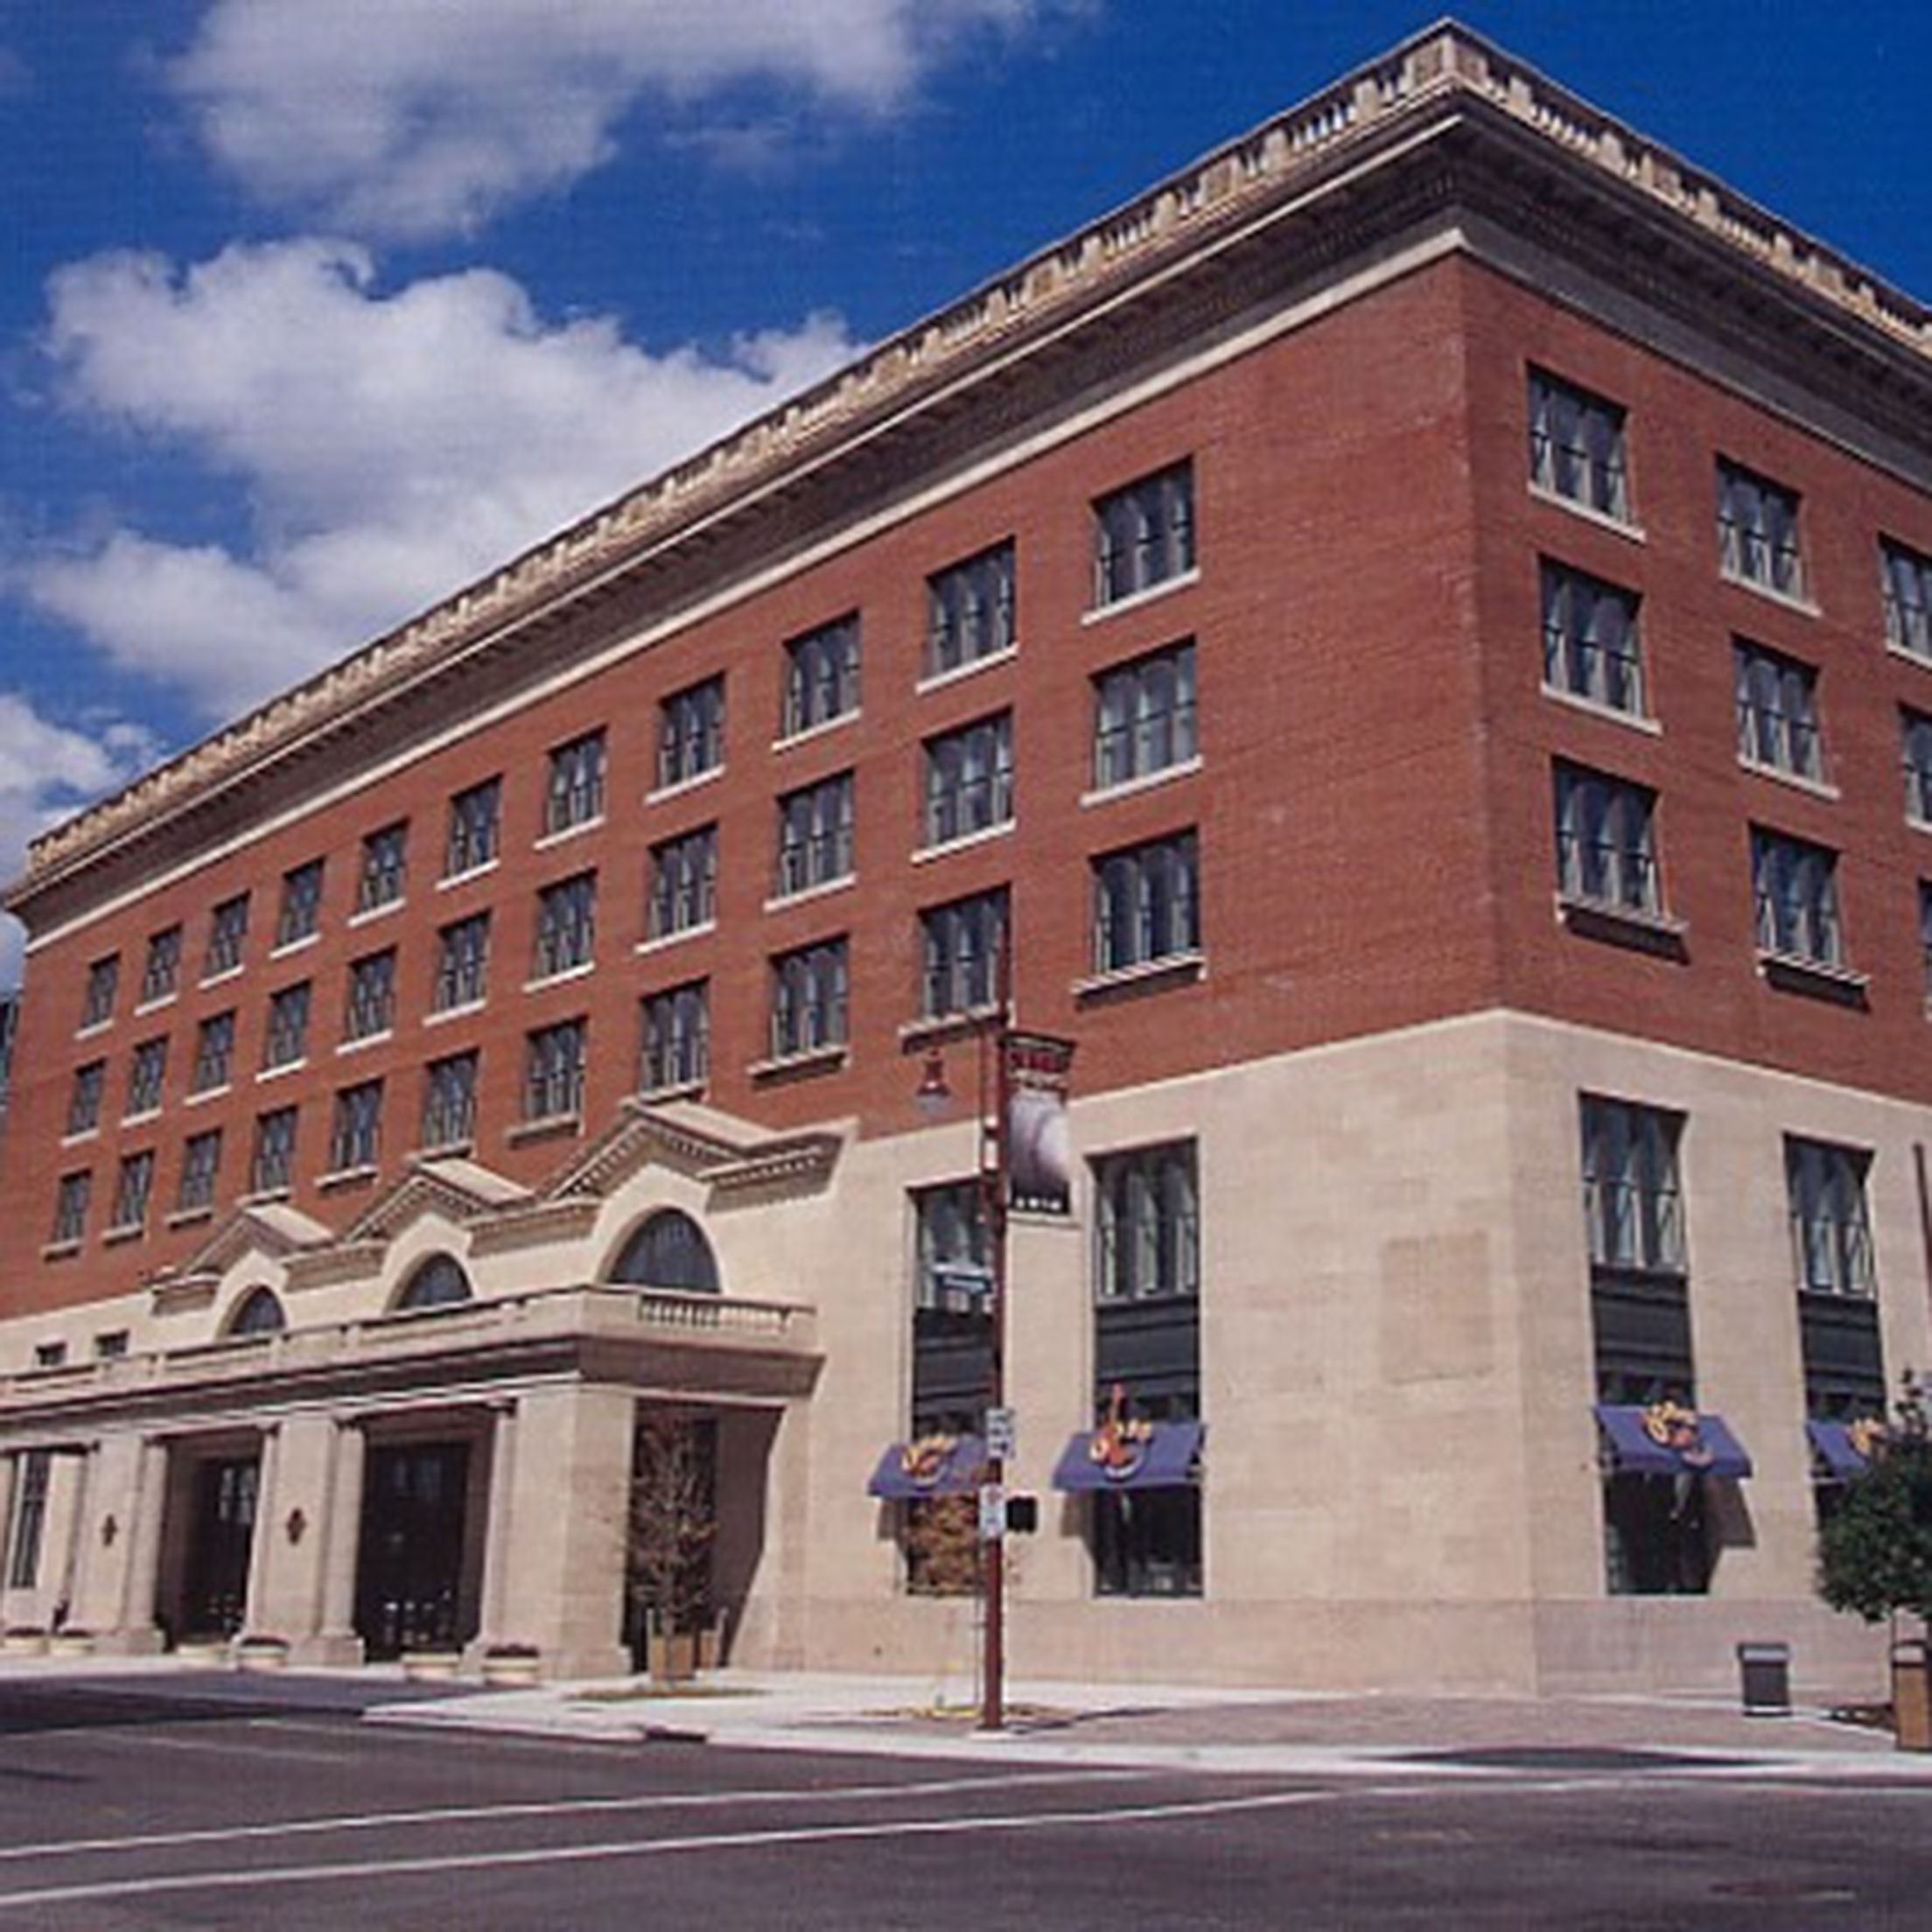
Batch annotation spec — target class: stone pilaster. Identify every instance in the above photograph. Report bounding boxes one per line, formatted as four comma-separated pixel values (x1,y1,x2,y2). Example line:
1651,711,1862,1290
309,1418,368,1667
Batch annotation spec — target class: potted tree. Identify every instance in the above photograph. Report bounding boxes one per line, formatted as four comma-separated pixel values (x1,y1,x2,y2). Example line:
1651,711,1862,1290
627,1410,718,1684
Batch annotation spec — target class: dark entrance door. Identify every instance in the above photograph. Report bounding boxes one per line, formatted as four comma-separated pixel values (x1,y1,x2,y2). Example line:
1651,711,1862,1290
182,1456,259,1639
355,1441,472,1658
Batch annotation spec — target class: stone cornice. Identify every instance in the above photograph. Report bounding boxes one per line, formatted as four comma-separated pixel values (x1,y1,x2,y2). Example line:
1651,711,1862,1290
15,19,1932,918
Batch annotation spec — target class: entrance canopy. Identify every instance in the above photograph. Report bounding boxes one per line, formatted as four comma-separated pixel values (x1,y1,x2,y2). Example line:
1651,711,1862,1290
1807,1418,1884,1482
867,1436,984,1500
1052,1420,1203,1492
1594,1404,1752,1480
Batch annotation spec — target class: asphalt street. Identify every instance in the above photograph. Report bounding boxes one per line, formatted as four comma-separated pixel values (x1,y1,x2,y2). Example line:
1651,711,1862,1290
2,1677,1929,1928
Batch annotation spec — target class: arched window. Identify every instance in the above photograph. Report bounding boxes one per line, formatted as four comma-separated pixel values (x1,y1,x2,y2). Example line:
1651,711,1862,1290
397,1254,473,1311
228,1286,286,1336
608,1210,720,1293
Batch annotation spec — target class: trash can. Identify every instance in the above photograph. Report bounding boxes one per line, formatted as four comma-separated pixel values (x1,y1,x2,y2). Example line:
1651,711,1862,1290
1894,1640,1932,1753
1736,1641,1791,1716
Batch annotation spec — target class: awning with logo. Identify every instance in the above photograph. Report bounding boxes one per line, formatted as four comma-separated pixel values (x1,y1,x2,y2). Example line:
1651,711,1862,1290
1807,1418,1884,1483
866,1435,985,1500
1052,1419,1204,1492
1593,1404,1752,1480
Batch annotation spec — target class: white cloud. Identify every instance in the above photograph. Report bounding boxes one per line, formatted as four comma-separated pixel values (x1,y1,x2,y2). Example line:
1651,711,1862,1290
24,239,861,717
0,696,160,990
172,0,1049,239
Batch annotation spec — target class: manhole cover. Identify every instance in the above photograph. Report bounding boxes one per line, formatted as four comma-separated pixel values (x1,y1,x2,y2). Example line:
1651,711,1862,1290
1396,1746,1754,1773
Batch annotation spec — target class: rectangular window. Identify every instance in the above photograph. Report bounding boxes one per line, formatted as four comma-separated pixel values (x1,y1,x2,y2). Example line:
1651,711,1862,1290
657,676,724,788
329,1080,383,1172
770,939,848,1059
1554,763,1661,914
1904,710,1932,824
1786,1137,1876,1298
422,1051,480,1150
1882,537,1932,662
125,1036,168,1117
444,776,502,878
139,926,183,1005
912,1180,993,1424
433,913,491,1012
275,858,325,948
357,821,408,913
1751,827,1844,967
1579,1097,1685,1276
1735,641,1824,781
7,1451,52,1590
191,1011,236,1094
544,729,606,836
344,948,397,1041
1093,641,1197,792
920,888,1008,1018
80,955,119,1030
533,870,598,978
1092,831,1200,974
781,614,860,738
927,542,1015,676
250,1106,298,1195
1093,1141,1200,1302
1094,461,1194,607
639,981,710,1093
1718,458,1803,598
110,1150,155,1232
204,893,249,978
1528,368,1631,521
262,982,312,1070
922,714,1012,848
177,1129,222,1213
94,1331,129,1361
66,1061,104,1137
775,774,856,896
523,1018,587,1122
1541,560,1644,715
1922,884,1932,1007
50,1172,90,1246
648,826,718,938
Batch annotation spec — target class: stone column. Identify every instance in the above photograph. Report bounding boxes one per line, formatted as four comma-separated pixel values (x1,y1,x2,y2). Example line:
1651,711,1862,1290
113,1438,169,1652
240,1425,280,1638
496,1384,634,1679
71,1435,145,1638
470,1399,521,1656
312,1418,367,1666
251,1414,335,1661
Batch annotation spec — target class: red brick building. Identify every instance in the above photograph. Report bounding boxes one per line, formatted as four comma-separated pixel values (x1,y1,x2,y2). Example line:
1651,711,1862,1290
2,24,1928,1690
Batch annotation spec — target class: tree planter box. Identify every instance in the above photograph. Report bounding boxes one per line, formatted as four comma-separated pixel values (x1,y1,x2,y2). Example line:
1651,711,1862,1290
402,1649,463,1684
1,1630,48,1657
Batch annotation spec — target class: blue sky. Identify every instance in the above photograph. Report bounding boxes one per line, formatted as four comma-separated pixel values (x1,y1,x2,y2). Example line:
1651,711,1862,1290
2,1,1928,988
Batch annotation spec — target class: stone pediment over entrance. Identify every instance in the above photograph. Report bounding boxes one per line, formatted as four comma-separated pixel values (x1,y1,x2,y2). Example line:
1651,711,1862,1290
147,1200,337,1312
345,1155,535,1243
550,1097,844,1203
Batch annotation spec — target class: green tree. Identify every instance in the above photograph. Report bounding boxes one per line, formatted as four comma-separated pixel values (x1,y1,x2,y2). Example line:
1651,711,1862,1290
1817,1377,1932,1628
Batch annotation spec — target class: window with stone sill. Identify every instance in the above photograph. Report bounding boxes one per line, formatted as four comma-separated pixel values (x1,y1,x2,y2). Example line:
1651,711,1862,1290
533,870,597,978
1093,1141,1200,1303
1541,559,1645,716
639,980,709,1092
444,776,502,878
1786,1136,1876,1298
1094,461,1194,608
191,1011,236,1094
80,954,119,1030
1904,709,1932,823
177,1129,222,1213
775,774,854,898
357,821,409,913
250,1105,298,1195
276,858,325,949
49,1172,90,1247
1579,1096,1685,1278
658,676,724,788
344,948,397,1041
1735,641,1824,782
522,1018,586,1122
1750,827,1844,969
1094,641,1196,792
1882,537,1932,662
769,939,848,1060
1528,368,1631,522
204,893,249,978
66,1060,104,1137
110,1149,155,1231
1091,831,1199,975
545,729,606,836
1554,763,1662,918
927,542,1015,678
1718,458,1804,599
923,714,1011,849
422,1050,480,1149
125,1036,168,1116
329,1079,383,1172
781,614,860,738
920,887,1007,1019
262,981,312,1071
648,825,718,939
1922,883,1932,1007
433,913,490,1012
139,925,182,1004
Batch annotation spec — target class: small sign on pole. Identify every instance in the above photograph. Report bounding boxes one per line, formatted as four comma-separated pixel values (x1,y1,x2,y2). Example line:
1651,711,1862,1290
984,1405,1017,1460
978,1482,1007,1542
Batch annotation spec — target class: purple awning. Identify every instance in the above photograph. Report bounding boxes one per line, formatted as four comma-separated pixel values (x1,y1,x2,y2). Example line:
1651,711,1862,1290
1594,1404,1752,1480
1052,1420,1204,1492
1808,1418,1883,1483
867,1436,984,1501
